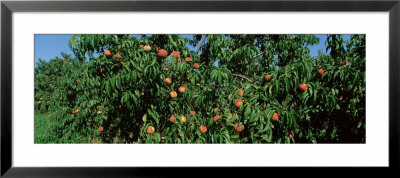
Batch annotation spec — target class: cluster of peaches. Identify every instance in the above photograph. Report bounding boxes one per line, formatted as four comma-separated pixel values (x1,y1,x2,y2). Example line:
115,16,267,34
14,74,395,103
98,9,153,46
71,41,351,137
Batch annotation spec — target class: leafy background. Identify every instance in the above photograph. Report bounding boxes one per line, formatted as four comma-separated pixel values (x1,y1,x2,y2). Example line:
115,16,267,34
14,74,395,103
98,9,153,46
34,34,365,144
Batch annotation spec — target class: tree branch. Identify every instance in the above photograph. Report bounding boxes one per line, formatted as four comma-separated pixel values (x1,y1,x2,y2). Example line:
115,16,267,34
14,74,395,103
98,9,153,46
232,73,253,82
253,52,263,58
196,35,207,54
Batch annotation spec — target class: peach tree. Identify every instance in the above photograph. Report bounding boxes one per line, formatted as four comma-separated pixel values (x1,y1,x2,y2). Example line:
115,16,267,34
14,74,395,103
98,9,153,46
34,34,365,143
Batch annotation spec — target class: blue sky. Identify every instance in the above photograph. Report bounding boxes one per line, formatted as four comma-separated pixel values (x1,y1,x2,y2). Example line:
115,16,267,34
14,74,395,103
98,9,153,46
35,35,74,63
34,34,350,64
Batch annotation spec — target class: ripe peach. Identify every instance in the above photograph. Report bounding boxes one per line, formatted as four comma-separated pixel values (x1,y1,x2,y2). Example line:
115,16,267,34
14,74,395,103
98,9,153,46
238,89,244,96
146,126,155,134
213,115,221,122
235,99,243,108
105,49,112,57
178,86,186,93
272,112,279,121
265,74,271,81
144,45,151,52
72,109,79,114
158,49,168,58
169,115,176,122
200,125,207,133
318,69,325,76
170,51,180,58
170,91,177,98
193,63,199,69
165,78,172,84
99,126,104,132
234,123,243,133
185,57,192,62
299,83,308,92
114,53,121,59
180,116,187,122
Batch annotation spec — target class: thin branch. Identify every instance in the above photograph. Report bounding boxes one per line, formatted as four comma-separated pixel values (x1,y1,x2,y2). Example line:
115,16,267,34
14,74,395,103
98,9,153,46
232,73,253,82
196,35,207,54
253,52,264,58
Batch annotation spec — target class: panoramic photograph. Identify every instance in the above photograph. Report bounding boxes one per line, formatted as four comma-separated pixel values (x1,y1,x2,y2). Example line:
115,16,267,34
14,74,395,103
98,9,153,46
34,34,366,144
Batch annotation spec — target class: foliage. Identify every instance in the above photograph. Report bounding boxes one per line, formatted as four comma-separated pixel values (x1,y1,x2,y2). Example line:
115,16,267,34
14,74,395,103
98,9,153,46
34,34,366,143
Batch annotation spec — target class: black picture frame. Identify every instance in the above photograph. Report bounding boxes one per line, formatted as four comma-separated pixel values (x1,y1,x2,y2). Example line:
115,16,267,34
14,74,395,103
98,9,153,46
1,0,399,177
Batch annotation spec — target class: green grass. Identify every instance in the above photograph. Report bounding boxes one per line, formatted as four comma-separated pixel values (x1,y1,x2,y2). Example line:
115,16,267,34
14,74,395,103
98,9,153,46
35,112,104,143
34,112,57,143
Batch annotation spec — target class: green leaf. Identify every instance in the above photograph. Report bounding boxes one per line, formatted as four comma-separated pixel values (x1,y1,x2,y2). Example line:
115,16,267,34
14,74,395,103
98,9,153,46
352,71,359,88
154,133,161,143
148,109,159,125
275,80,279,96
110,77,115,91
284,77,290,93
357,121,362,129
105,81,111,94
231,134,239,139
244,105,251,117
116,77,121,90
142,114,147,123
285,136,290,143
